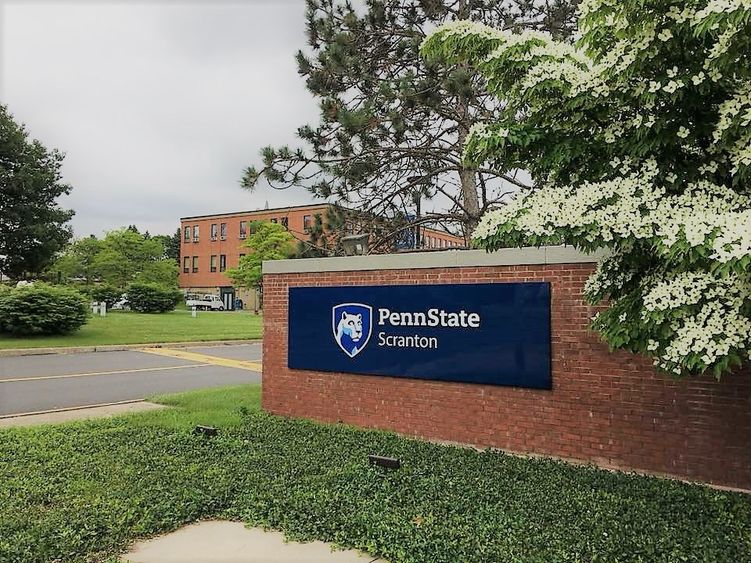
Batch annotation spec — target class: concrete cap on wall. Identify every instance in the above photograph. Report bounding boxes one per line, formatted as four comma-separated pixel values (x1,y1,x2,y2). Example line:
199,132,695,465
263,246,608,274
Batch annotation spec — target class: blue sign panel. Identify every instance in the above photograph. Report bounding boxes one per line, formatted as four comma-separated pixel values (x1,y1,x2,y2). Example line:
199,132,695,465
288,283,551,389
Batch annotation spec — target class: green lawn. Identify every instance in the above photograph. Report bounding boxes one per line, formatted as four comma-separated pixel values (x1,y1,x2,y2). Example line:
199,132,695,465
0,309,262,349
0,385,749,563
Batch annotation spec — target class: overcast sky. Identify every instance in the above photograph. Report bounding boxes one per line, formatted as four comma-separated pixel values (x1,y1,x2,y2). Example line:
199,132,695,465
0,0,320,238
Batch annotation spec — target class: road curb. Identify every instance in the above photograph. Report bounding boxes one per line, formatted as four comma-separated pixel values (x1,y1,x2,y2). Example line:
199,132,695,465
0,339,262,358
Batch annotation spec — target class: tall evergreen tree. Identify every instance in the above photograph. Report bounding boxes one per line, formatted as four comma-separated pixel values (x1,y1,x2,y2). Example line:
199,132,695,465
243,0,578,241
0,105,74,279
151,229,182,262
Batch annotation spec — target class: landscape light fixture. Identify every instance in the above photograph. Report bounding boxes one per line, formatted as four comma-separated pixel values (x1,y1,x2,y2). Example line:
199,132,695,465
193,425,218,437
368,454,401,470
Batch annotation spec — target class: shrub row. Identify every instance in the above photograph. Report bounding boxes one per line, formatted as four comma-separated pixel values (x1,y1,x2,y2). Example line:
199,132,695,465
0,282,182,336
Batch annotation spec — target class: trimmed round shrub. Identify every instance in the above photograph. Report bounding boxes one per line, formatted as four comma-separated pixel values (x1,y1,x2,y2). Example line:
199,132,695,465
90,284,122,308
0,284,89,336
127,283,182,313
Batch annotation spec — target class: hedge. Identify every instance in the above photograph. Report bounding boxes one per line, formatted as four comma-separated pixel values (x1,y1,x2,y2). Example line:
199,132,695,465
127,282,182,313
0,284,89,336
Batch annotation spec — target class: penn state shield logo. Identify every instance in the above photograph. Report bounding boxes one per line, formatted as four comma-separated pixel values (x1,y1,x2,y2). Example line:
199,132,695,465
332,303,372,358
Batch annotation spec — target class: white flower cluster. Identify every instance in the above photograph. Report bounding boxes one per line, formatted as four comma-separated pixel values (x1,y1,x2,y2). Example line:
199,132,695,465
643,272,725,312
472,168,751,374
728,135,751,174
474,168,751,264
695,0,751,19
714,83,751,141
657,278,751,372
583,249,637,301
666,4,695,23
706,24,740,61
418,19,503,51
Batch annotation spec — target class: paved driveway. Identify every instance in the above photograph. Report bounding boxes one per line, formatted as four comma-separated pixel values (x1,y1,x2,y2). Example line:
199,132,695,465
0,344,262,417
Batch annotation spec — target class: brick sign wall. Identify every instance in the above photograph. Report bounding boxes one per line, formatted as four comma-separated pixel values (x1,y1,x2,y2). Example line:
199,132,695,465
262,249,751,490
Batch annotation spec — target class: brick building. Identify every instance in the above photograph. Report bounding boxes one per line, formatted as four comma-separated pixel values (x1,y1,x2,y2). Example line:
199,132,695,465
179,203,463,309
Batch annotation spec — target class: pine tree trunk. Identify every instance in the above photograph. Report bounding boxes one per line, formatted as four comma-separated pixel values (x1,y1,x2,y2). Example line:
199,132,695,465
456,95,480,240
456,0,480,241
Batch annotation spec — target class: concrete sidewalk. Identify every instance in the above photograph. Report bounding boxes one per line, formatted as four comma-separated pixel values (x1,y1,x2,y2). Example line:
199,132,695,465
0,401,167,427
122,521,384,563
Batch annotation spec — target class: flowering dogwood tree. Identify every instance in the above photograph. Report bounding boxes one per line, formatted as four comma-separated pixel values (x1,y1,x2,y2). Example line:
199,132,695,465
421,0,751,378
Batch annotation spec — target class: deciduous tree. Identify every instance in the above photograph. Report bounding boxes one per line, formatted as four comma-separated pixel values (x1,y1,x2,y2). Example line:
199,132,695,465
50,236,102,285
93,229,178,290
228,222,296,290
422,0,751,377
0,105,74,279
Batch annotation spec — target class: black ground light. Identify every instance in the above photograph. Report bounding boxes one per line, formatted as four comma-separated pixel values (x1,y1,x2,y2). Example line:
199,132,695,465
368,455,401,470
193,425,219,437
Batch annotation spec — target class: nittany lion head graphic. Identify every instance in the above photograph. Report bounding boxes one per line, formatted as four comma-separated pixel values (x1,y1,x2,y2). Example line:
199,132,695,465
332,303,372,358
338,312,363,342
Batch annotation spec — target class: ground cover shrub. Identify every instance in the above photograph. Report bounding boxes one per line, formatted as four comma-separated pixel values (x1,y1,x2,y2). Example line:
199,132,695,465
0,283,88,336
89,284,121,308
0,385,748,563
126,282,181,313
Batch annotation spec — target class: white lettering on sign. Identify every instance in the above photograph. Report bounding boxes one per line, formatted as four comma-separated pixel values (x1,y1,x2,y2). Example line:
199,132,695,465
378,332,438,349
377,308,480,328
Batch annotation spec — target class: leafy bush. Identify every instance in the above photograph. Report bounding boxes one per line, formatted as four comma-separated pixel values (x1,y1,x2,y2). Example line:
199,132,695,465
0,283,89,335
127,282,181,313
89,284,121,308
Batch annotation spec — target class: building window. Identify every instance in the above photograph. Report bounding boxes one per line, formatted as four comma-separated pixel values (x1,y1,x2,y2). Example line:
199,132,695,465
192,256,199,273
210,223,218,240
220,223,227,240
249,222,259,235
183,256,190,273
184,226,191,242
303,215,312,232
219,254,226,272
239,221,247,239
193,225,199,242
281,217,288,229
270,218,277,224
239,253,246,259
210,255,217,272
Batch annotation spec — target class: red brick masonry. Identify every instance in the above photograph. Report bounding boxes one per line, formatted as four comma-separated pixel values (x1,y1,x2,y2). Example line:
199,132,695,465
263,261,751,490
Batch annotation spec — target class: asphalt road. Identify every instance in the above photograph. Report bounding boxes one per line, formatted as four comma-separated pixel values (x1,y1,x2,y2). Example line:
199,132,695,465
0,344,262,417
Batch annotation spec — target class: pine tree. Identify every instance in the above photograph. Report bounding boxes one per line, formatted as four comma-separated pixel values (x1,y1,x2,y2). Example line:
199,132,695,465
243,0,578,242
